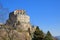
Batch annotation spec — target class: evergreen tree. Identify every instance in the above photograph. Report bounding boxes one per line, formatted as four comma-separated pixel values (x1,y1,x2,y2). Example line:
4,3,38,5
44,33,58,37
32,26,44,40
43,31,53,40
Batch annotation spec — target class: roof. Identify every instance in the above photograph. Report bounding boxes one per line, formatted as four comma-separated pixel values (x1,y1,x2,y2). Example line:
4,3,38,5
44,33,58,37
14,10,26,15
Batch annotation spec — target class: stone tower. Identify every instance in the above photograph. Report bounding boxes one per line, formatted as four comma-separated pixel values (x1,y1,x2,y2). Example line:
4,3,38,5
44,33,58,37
14,10,30,23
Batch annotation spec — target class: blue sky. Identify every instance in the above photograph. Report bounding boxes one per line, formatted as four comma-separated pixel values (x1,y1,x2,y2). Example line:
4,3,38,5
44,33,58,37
0,0,60,36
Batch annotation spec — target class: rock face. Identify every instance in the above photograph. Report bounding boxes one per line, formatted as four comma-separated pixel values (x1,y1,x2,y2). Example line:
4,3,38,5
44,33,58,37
0,10,36,40
6,10,32,31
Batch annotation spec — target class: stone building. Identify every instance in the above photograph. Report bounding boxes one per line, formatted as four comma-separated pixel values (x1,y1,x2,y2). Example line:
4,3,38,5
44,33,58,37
14,10,30,23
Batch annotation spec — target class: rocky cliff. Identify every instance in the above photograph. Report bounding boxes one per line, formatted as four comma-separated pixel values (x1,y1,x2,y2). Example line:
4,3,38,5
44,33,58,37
0,10,36,40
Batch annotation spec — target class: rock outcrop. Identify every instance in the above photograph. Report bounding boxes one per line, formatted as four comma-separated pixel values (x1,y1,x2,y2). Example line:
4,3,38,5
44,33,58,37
0,10,36,40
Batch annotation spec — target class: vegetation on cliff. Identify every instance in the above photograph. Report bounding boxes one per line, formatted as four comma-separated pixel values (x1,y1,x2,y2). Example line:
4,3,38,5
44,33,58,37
32,26,54,40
